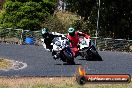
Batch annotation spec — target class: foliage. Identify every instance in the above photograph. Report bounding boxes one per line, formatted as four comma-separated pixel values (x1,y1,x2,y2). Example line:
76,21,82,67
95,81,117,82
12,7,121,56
99,0,132,39
0,0,57,31
65,0,96,21
41,11,80,34
42,15,65,33
65,0,132,39
72,20,96,36
1,0,132,39
65,0,99,36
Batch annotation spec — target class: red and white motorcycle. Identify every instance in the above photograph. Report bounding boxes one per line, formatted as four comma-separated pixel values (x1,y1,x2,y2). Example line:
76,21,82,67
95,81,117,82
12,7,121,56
78,37,103,61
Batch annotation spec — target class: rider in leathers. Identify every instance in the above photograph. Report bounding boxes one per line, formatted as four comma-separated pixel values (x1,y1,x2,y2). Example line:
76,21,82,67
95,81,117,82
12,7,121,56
66,27,90,57
41,28,61,59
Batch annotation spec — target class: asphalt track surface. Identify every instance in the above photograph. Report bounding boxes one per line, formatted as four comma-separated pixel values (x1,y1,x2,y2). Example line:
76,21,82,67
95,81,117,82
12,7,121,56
0,44,132,77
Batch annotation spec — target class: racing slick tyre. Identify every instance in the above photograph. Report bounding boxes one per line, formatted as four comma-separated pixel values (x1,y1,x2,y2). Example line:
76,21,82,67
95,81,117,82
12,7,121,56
86,46,103,61
66,58,75,65
60,55,75,65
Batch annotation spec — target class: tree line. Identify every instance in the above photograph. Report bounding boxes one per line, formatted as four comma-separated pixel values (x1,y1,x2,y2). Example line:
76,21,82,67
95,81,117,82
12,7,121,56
0,0,132,39
65,0,132,39
0,0,57,31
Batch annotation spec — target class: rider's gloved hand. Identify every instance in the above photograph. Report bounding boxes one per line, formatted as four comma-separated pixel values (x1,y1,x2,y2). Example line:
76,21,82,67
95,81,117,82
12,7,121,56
85,35,90,39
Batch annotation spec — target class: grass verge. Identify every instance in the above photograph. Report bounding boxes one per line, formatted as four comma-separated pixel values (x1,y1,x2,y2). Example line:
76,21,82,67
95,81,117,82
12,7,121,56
0,77,131,88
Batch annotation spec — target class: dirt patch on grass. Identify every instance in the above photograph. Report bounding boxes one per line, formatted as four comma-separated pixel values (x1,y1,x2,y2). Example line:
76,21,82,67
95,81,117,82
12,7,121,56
0,77,131,88
0,58,27,71
0,58,12,70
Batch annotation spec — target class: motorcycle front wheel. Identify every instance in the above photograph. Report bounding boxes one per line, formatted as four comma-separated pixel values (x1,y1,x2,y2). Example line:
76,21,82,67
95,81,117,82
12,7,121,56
85,46,103,61
66,58,75,65
60,51,75,65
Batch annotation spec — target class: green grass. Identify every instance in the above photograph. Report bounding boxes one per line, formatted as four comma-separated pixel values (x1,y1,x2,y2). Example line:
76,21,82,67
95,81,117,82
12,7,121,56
0,82,132,88
0,84,9,88
0,77,131,88
17,83,132,88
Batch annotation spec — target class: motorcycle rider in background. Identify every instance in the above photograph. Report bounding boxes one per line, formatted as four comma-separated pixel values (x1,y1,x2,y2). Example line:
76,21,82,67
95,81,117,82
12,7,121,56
66,27,90,57
41,28,61,59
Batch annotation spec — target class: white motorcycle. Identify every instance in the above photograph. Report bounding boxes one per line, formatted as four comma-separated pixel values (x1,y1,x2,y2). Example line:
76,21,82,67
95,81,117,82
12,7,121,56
41,32,75,64
41,32,64,51
51,35,75,64
79,37,103,61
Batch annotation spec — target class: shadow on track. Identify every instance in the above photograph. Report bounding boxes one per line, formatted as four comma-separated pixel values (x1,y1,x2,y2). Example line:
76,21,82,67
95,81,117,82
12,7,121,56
55,63,81,65
78,58,104,61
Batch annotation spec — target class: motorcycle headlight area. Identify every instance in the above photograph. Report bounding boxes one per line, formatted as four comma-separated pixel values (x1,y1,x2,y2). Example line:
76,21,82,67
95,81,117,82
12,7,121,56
55,41,61,46
81,40,87,45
